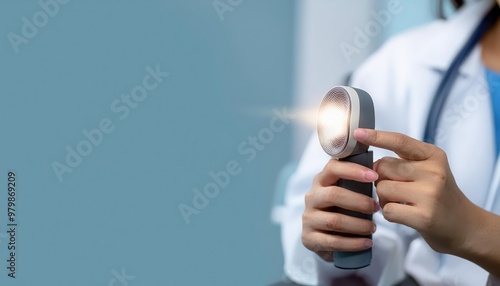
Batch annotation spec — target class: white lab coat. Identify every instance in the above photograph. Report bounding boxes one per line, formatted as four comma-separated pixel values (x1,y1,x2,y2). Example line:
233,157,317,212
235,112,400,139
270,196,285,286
281,1,500,285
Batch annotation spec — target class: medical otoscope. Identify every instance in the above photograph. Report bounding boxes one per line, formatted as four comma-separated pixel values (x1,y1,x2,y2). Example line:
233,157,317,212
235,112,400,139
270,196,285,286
317,86,375,269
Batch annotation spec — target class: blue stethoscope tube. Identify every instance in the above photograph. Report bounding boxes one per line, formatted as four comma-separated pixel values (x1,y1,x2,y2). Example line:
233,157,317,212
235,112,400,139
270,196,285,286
423,4,500,144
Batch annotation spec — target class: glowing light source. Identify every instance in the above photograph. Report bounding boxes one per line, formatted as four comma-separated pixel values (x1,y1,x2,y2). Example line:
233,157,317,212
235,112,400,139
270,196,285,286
318,100,350,147
318,89,352,157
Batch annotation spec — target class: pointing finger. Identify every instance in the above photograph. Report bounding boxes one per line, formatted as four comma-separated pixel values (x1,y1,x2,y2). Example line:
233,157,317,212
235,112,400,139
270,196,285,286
354,129,435,161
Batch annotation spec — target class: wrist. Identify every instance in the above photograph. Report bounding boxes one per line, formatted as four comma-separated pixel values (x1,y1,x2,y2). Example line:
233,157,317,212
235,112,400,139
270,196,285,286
455,203,500,277
454,200,487,258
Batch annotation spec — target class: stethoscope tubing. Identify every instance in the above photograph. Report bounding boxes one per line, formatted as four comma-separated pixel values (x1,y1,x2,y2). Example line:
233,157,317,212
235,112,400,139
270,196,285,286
423,4,500,144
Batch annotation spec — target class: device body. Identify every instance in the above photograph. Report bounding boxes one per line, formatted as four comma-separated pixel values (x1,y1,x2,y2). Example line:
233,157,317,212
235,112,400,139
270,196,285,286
334,151,373,269
317,86,375,269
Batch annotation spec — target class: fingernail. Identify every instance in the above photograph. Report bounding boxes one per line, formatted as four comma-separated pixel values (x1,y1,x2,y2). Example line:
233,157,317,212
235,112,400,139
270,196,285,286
354,128,368,140
364,170,378,181
373,201,380,213
372,224,377,234
365,240,373,248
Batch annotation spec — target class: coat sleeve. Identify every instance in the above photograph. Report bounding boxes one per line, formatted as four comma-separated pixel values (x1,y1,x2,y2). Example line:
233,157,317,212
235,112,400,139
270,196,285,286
281,33,421,285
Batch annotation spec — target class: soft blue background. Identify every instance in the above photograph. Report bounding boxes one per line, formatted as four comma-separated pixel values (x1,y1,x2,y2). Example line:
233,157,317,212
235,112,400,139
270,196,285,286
0,1,435,285
0,1,294,285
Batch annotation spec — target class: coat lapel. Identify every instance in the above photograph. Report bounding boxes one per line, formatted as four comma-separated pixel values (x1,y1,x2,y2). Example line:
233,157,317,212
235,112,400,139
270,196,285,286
406,0,498,209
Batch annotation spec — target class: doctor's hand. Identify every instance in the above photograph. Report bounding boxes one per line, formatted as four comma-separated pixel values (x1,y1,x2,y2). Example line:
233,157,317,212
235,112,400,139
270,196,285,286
353,128,481,256
301,153,379,262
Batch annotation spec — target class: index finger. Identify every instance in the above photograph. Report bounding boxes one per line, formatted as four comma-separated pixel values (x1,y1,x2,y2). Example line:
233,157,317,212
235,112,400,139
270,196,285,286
354,129,434,161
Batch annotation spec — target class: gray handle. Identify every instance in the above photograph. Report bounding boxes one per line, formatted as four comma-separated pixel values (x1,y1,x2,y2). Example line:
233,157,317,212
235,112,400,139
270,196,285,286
333,151,373,269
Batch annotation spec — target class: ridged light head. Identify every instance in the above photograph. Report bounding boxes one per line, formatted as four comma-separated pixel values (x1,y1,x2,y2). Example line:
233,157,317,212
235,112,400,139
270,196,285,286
317,86,375,158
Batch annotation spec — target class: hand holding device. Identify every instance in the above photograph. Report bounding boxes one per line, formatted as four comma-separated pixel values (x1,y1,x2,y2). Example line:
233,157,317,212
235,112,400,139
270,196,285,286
301,86,378,269
317,86,375,269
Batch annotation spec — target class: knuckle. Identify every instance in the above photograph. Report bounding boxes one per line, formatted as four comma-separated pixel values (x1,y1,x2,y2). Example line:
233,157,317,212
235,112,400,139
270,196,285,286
326,235,341,249
313,172,327,186
397,161,416,177
379,156,394,165
382,205,397,223
375,180,389,195
420,145,445,161
301,230,317,252
326,214,343,231
411,145,428,160
433,147,447,160
304,190,314,205
312,173,320,184
302,210,313,225
428,166,447,183
329,161,344,176
325,158,339,172
371,130,380,144
394,133,409,149
323,187,342,205
376,159,386,172
301,232,312,249
377,156,396,172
